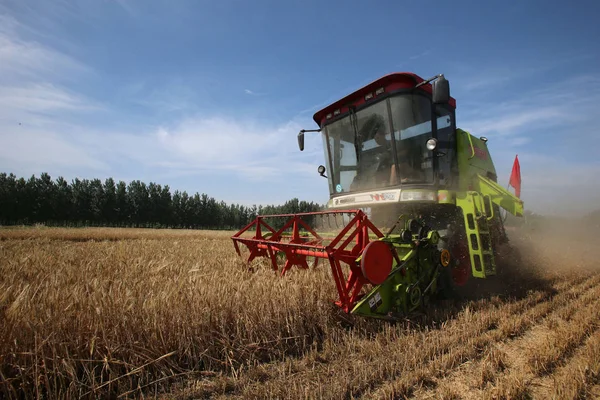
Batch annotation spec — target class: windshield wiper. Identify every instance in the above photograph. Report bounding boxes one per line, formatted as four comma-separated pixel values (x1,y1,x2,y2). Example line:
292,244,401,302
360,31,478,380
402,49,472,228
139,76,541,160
348,106,361,162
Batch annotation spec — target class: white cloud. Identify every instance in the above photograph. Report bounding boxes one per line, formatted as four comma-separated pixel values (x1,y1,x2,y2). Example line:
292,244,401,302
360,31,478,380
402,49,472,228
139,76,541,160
0,12,112,180
0,83,100,114
145,116,322,179
126,81,200,114
0,128,108,173
461,74,511,92
462,106,569,137
508,137,531,147
243,88,267,96
0,11,98,125
0,16,88,83
157,117,281,160
460,74,600,139
408,50,431,60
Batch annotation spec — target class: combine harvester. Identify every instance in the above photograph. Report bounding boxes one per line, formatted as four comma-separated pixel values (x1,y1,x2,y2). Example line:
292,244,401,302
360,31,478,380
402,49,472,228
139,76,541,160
232,72,523,319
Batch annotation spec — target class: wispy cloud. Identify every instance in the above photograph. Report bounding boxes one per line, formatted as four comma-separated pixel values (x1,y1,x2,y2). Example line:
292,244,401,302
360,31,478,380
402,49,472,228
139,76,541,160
150,116,319,178
409,50,431,60
113,0,139,18
243,89,267,96
450,51,597,95
0,15,88,83
0,11,107,178
462,106,568,137
460,74,512,92
0,14,99,128
127,82,199,115
460,74,600,139
0,84,100,115
1,110,322,184
0,127,109,175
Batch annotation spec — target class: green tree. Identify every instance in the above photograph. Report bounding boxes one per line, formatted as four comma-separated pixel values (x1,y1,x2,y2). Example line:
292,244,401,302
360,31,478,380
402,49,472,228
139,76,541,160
127,180,149,227
0,173,17,224
103,178,117,225
72,178,92,225
55,176,73,225
89,178,105,225
115,180,129,226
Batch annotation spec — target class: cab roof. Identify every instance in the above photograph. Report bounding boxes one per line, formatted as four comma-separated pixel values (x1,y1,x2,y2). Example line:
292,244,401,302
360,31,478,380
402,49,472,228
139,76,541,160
312,72,457,125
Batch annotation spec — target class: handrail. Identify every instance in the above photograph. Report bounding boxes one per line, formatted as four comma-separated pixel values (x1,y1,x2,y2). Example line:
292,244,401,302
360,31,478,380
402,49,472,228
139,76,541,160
484,194,494,221
466,131,476,159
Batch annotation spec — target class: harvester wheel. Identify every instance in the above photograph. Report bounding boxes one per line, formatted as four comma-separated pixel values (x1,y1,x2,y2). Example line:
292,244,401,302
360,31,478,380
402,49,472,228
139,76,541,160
408,285,422,311
438,240,471,300
450,241,471,286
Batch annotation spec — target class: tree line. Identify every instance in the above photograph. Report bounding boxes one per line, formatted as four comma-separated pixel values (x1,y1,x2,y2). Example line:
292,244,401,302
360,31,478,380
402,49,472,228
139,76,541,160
0,172,323,229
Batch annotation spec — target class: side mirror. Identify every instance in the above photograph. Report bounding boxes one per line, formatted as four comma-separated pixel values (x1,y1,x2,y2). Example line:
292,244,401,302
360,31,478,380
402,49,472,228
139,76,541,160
318,165,327,178
432,75,450,104
297,130,305,151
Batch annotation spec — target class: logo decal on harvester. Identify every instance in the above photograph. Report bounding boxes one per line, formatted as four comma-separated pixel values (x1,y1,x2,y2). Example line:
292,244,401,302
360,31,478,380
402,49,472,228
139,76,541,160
368,292,383,311
473,147,488,160
371,193,395,201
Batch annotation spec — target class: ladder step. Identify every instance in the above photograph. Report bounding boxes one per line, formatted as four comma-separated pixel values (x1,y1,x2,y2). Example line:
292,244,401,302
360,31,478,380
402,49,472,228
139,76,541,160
457,191,497,279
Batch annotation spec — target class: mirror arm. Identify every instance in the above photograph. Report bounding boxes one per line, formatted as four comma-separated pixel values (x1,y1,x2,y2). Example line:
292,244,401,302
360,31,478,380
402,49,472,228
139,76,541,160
298,128,321,152
415,74,443,88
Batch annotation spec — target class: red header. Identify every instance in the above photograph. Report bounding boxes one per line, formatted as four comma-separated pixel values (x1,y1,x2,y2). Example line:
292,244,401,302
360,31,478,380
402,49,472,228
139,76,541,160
312,72,457,126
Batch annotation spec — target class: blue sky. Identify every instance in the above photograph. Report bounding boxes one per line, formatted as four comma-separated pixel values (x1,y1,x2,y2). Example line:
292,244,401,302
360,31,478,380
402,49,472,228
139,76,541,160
1,0,599,215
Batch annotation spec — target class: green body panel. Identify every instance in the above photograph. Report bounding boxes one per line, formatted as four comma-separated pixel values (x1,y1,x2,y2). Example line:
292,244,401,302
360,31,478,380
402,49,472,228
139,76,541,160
475,173,524,217
449,128,524,278
456,128,497,191
351,230,443,318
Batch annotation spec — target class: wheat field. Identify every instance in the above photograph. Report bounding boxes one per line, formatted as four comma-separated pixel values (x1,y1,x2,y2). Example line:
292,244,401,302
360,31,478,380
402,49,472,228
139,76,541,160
1,225,599,399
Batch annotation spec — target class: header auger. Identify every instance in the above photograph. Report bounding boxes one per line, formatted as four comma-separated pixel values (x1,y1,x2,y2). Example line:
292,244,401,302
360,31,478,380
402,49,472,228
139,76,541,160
232,72,524,319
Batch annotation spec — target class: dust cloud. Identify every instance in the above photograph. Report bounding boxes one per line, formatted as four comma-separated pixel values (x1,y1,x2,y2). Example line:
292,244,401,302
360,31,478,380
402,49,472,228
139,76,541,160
450,192,600,301
506,213,600,274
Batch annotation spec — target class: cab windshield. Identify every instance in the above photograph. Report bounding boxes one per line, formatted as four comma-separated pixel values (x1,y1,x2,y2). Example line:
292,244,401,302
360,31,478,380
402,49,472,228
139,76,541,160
322,94,434,195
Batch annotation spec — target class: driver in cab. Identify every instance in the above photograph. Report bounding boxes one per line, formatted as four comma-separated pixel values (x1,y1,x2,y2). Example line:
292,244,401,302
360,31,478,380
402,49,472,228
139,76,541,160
391,141,423,185
350,123,392,191
375,129,422,185
350,121,422,190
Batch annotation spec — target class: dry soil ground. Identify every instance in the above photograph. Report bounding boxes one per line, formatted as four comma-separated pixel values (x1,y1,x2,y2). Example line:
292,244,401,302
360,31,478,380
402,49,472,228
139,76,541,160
0,225,599,399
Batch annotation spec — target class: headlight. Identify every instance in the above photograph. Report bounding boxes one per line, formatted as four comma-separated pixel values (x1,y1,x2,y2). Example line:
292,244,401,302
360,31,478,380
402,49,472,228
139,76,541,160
426,138,438,151
400,190,437,202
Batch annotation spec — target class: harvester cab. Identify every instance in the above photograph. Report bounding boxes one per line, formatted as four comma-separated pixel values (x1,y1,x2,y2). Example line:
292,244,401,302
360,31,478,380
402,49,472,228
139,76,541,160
233,72,524,319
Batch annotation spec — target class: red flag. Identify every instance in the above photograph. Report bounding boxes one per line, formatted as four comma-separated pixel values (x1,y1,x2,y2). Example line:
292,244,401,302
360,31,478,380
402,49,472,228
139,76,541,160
509,155,521,198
